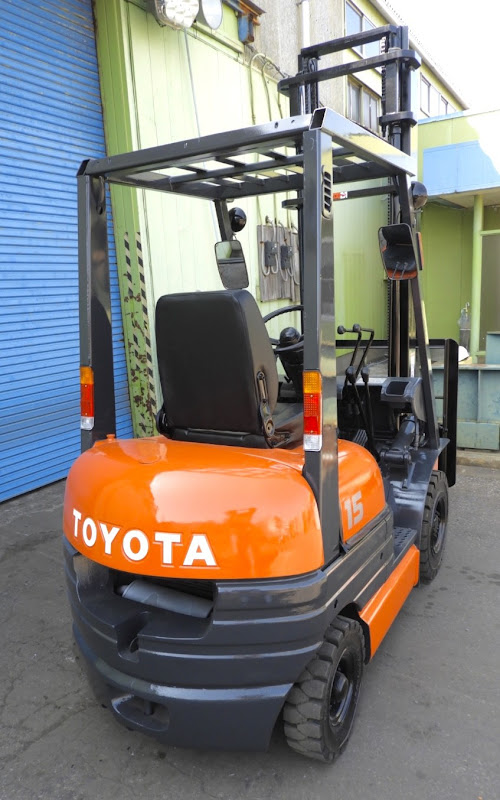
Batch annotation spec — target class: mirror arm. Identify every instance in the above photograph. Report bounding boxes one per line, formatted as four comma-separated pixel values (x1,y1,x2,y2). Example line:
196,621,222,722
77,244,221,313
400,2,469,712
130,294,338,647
214,199,233,242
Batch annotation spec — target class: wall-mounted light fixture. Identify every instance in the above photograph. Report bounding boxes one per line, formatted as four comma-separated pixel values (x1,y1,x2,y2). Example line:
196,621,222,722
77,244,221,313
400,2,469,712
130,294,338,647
149,0,200,29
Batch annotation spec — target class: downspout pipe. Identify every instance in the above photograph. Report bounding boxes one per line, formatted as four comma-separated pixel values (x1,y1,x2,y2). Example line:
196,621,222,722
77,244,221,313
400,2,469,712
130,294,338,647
298,0,310,49
470,194,484,360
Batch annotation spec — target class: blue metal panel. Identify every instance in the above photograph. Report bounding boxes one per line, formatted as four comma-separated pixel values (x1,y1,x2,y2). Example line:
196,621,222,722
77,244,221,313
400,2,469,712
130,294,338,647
423,141,500,197
486,332,500,365
0,0,132,503
457,421,500,451
434,365,500,450
478,370,500,423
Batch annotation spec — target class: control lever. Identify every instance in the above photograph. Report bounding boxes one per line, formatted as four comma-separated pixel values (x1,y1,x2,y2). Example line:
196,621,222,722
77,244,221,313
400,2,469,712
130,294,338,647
346,366,378,460
338,323,361,366
337,323,374,382
338,324,362,391
355,327,374,380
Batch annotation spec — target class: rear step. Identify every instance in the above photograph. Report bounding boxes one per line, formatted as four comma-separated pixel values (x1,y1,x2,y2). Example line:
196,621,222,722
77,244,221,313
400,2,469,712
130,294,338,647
393,526,418,561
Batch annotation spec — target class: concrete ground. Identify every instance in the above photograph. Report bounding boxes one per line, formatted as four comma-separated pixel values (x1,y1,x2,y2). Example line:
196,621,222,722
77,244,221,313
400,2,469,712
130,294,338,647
0,465,499,800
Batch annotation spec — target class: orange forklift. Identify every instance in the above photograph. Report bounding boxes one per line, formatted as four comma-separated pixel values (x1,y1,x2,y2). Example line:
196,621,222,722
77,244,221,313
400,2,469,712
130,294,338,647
63,25,458,761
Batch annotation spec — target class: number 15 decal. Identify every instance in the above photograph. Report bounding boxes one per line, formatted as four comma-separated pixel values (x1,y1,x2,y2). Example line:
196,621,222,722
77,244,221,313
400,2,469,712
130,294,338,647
344,491,364,530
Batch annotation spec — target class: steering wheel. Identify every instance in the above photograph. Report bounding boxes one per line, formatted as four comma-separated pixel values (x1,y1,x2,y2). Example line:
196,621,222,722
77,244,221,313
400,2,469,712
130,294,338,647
263,304,303,354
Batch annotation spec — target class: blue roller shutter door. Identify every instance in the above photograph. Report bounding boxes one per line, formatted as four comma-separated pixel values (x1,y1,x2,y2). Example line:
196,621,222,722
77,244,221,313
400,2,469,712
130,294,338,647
0,0,133,502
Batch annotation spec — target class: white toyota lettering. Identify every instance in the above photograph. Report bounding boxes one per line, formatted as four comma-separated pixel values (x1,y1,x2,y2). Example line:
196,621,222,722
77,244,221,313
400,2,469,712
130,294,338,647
82,517,97,547
122,529,149,561
99,522,120,555
73,508,82,539
71,508,218,568
183,534,216,566
154,532,182,564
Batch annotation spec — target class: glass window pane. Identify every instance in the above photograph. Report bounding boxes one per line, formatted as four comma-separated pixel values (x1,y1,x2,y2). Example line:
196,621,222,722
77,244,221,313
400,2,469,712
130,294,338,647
430,85,440,116
369,94,379,130
439,95,448,116
346,2,362,35
362,90,370,126
364,39,380,59
363,17,379,59
420,77,430,113
349,82,361,123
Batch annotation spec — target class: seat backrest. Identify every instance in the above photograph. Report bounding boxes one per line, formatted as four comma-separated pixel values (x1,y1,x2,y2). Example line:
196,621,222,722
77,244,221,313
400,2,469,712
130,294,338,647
155,289,279,446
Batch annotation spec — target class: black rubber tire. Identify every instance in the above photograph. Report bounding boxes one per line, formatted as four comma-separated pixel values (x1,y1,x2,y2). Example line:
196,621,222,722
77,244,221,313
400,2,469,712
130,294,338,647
283,616,365,762
419,469,449,584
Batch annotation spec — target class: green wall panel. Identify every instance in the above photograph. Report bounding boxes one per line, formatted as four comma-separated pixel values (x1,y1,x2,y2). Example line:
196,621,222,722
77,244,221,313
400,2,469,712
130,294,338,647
334,189,388,337
420,204,473,340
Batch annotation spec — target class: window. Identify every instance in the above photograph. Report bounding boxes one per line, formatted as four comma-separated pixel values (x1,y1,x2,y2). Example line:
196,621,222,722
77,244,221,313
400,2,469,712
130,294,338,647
346,2,362,37
429,85,440,117
420,75,456,118
345,2,380,59
348,81,361,124
363,89,379,130
439,95,449,116
420,76,431,115
348,80,380,132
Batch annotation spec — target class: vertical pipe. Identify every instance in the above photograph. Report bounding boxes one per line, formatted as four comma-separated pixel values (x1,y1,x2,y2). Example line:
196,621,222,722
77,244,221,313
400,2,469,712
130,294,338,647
295,0,311,115
300,0,311,49
470,194,484,359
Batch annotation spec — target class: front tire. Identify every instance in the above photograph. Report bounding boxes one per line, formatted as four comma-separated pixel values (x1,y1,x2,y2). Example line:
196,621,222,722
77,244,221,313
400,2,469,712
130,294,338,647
419,469,448,583
283,616,365,762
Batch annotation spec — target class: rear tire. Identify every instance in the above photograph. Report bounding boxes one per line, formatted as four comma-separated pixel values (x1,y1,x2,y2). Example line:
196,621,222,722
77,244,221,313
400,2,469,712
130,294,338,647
283,616,364,762
419,469,448,584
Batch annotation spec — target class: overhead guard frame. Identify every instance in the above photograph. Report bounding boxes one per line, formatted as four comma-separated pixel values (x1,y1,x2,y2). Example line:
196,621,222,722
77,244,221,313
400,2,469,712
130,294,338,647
80,108,416,200
78,104,440,566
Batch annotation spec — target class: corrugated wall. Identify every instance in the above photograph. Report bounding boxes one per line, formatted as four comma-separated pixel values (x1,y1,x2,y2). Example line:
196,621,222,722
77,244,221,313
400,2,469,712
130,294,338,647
0,0,132,502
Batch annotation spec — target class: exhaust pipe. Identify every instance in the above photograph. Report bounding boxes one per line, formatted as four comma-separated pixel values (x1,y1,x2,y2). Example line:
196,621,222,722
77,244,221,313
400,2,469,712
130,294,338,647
117,580,212,619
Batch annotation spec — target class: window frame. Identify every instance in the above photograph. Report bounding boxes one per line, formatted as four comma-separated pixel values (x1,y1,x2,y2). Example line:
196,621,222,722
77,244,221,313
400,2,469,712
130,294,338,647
347,78,380,133
420,75,431,116
421,74,456,118
345,1,381,59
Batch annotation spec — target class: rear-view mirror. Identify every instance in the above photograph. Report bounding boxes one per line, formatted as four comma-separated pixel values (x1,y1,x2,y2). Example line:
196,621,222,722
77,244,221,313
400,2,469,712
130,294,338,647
215,240,249,290
378,223,418,281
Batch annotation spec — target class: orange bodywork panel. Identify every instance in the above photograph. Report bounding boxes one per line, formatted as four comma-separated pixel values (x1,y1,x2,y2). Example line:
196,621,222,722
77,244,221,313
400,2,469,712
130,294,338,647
360,545,420,658
63,437,385,581
338,441,385,544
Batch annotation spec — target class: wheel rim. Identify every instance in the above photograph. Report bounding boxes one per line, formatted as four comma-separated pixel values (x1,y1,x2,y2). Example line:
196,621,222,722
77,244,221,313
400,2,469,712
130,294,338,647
430,496,446,555
329,650,355,729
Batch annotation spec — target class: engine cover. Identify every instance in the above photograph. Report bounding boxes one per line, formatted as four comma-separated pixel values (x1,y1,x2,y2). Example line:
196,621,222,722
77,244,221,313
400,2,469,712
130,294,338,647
63,437,385,580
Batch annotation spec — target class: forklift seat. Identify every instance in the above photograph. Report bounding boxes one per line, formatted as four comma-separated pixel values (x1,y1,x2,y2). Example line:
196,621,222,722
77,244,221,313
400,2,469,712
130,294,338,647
155,289,303,448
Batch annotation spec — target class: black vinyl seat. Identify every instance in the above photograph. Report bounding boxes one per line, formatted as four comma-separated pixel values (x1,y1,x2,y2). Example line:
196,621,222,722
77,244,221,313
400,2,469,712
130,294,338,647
155,289,303,449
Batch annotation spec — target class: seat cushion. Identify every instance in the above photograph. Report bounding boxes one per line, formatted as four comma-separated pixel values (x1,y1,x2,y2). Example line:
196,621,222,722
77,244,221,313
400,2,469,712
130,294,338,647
156,289,279,437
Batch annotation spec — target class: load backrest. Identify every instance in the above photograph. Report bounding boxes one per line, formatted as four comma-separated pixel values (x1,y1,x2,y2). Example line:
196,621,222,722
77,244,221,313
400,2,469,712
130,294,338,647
155,289,279,447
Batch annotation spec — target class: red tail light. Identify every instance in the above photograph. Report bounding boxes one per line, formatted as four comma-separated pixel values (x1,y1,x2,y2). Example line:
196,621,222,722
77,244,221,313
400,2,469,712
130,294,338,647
80,366,94,431
303,370,322,451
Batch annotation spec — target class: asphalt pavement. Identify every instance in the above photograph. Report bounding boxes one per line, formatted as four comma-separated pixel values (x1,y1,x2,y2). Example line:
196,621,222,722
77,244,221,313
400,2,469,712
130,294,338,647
0,464,499,800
